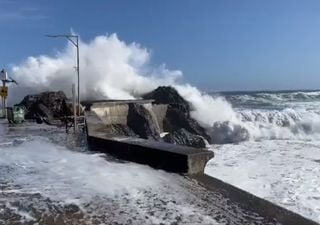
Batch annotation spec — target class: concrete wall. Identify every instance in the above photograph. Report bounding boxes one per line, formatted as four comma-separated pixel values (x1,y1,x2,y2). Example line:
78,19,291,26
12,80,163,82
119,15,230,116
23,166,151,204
86,100,168,133
92,104,129,125
85,109,214,174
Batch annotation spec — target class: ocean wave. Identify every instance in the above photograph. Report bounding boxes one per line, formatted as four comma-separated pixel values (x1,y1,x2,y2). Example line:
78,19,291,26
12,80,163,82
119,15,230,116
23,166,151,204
208,107,320,144
225,91,320,106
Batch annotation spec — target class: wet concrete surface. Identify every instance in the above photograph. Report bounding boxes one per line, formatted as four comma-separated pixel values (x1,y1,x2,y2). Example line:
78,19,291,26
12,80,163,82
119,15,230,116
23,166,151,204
0,121,316,225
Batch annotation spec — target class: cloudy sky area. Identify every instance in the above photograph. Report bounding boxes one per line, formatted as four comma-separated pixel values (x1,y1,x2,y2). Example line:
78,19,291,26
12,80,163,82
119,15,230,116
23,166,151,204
1,0,320,91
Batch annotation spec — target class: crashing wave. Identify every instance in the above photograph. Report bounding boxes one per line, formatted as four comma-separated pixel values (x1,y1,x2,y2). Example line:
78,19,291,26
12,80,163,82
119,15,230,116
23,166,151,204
208,107,320,144
8,33,320,145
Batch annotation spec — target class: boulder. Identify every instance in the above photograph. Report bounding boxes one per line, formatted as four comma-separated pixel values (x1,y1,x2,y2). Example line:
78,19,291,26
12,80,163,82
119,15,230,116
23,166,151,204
19,91,73,121
163,128,207,148
127,103,161,140
142,86,211,143
163,105,211,143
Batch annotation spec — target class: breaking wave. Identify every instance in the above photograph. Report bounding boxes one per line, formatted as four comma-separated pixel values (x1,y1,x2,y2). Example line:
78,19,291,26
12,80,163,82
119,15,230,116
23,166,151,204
8,33,320,144
223,91,320,108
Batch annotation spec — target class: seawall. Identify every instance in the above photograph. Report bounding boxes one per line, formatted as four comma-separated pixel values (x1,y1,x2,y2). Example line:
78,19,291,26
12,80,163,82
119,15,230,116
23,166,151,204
84,100,319,225
84,100,214,174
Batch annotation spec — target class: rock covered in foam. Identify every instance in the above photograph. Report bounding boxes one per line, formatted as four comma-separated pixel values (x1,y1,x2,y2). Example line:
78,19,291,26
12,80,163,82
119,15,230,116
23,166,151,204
210,121,249,144
163,128,207,148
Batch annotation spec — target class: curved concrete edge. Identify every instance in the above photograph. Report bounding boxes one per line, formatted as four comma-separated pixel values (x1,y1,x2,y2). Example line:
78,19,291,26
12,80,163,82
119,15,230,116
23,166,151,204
190,174,319,225
85,110,214,175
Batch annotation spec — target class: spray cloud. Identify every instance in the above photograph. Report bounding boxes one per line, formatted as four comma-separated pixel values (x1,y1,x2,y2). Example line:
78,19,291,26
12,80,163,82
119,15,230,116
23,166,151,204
10,33,235,128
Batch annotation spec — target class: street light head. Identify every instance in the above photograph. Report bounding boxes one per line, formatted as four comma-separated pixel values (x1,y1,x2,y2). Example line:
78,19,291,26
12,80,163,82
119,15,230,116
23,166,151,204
46,34,78,38
45,34,59,38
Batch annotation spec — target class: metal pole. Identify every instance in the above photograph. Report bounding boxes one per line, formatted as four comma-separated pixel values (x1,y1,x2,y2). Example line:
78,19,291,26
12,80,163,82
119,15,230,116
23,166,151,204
76,36,80,116
2,81,6,119
1,96,3,118
72,84,77,132
46,34,81,117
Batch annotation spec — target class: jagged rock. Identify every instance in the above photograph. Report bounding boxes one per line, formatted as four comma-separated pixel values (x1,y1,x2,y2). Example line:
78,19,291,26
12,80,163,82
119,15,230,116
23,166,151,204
19,91,73,121
127,103,161,140
163,105,211,142
142,86,211,143
210,121,249,144
34,103,54,120
142,86,190,114
163,128,207,148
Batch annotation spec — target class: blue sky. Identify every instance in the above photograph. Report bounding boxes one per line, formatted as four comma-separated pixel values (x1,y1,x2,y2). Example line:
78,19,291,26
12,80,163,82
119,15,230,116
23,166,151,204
1,0,320,91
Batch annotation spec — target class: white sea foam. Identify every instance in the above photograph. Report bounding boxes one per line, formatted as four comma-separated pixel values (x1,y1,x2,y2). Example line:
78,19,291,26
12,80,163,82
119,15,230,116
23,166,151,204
0,138,170,201
205,140,320,222
0,136,227,224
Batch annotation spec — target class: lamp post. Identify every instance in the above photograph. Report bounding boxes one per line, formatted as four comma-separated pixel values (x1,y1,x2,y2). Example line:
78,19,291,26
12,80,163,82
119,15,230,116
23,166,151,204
0,69,18,119
46,34,80,117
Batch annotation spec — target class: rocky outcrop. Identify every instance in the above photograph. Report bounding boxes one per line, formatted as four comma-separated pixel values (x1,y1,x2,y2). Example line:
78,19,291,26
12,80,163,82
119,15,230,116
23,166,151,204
163,105,211,143
127,103,161,140
142,86,211,144
19,91,73,123
142,86,190,113
163,128,207,148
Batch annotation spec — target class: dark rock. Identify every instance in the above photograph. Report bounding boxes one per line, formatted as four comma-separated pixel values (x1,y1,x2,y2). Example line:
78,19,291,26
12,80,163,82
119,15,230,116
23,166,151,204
142,86,211,143
19,91,72,120
142,86,190,114
210,121,249,144
163,105,211,143
127,103,161,140
163,128,207,148
110,124,138,137
35,116,43,124
35,103,54,121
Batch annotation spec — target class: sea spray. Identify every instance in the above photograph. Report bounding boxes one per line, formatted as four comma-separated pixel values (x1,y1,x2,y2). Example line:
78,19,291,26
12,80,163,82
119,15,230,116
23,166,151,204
9,33,243,142
9,33,320,143
10,34,181,102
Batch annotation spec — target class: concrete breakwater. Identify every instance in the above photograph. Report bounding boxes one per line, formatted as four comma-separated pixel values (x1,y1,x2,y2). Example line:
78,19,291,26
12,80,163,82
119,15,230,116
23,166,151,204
84,100,214,174
84,99,319,225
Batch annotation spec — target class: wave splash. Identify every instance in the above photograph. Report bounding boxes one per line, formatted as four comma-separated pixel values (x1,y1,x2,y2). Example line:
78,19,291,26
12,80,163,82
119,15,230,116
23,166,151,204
9,33,320,144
